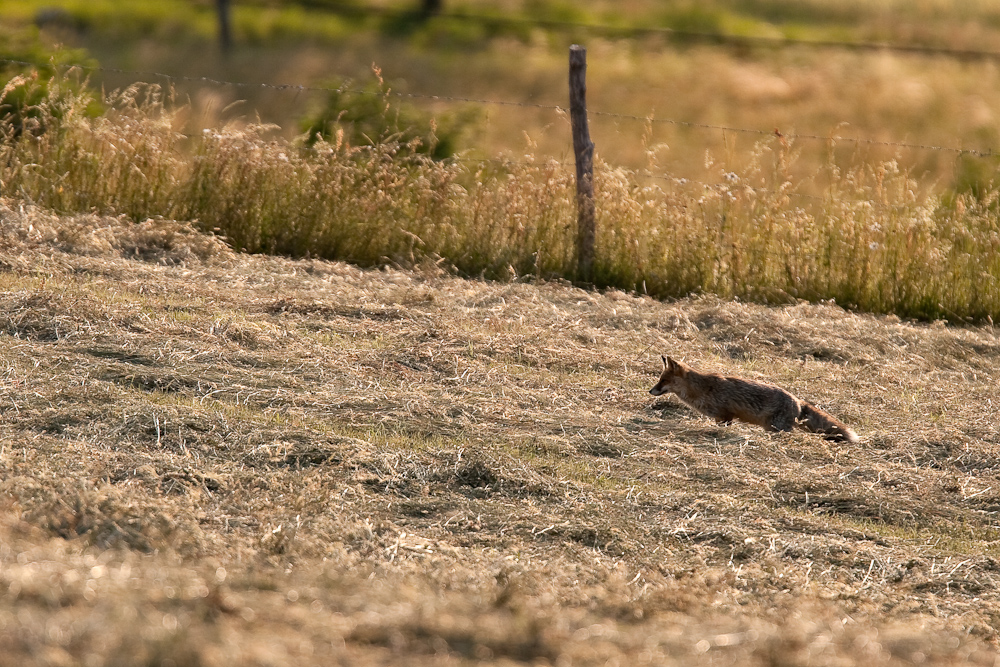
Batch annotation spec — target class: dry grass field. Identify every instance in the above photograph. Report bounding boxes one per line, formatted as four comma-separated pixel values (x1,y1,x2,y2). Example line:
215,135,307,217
6,79,999,321
3,200,1000,665
11,0,1000,187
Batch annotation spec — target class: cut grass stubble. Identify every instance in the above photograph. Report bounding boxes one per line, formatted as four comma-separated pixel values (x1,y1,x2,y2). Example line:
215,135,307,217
3,202,1000,664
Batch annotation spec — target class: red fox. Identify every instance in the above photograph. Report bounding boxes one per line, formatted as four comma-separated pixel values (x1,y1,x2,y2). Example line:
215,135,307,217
649,356,859,443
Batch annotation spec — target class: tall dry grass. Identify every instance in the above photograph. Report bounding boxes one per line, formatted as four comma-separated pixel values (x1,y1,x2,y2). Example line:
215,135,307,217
2,76,999,320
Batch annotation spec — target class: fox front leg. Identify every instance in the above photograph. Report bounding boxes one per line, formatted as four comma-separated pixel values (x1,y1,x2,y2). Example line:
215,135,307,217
714,412,735,425
769,413,796,432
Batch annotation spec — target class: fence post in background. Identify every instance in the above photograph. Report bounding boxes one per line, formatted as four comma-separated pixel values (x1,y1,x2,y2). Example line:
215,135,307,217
216,0,232,55
419,0,443,17
569,44,595,283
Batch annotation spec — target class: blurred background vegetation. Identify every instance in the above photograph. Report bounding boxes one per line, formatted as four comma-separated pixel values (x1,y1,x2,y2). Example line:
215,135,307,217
3,1,1000,319
4,0,1000,183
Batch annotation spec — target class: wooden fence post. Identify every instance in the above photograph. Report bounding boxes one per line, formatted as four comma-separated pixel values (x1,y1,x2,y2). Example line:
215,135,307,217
569,44,595,282
216,0,232,55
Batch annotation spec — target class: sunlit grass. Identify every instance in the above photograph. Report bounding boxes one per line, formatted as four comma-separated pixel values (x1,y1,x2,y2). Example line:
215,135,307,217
801,511,1000,559
9,0,1000,195
3,76,999,321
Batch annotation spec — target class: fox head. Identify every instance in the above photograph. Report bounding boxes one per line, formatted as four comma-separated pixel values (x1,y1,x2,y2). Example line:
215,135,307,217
649,355,688,396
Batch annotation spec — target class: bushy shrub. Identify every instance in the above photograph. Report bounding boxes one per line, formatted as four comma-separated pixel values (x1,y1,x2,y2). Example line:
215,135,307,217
299,69,477,160
0,25,97,139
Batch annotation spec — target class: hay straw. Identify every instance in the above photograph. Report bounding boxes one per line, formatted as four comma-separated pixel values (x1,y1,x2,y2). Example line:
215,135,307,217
1,201,999,664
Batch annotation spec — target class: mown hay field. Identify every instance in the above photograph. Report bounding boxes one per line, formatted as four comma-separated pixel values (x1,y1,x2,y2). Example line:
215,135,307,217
2,201,1000,665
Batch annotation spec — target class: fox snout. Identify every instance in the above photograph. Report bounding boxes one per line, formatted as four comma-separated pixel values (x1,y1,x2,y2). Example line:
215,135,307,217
649,355,681,396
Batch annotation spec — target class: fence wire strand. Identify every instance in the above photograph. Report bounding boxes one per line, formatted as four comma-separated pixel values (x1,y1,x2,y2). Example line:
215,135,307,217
3,56,998,160
4,57,995,158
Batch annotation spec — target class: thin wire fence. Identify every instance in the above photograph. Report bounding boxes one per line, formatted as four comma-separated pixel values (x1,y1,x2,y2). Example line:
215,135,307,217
4,54,996,319
4,55,988,210
3,56,996,160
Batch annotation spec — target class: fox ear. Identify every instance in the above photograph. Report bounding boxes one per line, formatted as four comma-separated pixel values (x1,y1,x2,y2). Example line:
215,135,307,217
667,356,686,375
661,355,667,368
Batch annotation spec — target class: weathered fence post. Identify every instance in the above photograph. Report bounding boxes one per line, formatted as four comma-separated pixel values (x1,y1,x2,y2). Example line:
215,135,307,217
419,0,443,17
569,44,595,282
216,0,232,55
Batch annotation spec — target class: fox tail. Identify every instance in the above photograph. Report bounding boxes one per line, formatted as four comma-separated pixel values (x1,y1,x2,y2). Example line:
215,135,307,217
797,402,859,443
